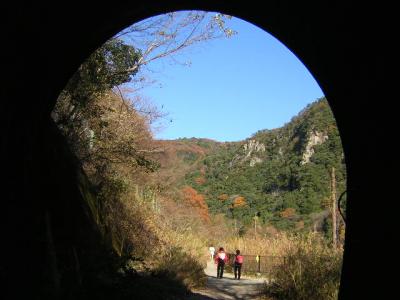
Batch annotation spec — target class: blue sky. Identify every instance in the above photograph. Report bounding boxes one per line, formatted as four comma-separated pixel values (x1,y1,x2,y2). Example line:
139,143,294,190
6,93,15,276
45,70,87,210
131,15,324,142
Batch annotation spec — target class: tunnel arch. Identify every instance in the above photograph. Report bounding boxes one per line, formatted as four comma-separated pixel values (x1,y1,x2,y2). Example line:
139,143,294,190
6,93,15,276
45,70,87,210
53,3,352,295
3,2,395,299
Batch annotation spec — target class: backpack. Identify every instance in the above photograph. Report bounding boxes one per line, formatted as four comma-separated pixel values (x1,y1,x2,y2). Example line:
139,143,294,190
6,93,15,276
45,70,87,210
216,252,226,263
235,255,243,264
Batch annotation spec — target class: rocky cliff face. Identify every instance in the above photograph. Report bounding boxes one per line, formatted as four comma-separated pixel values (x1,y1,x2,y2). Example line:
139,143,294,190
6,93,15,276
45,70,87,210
166,97,346,234
301,130,329,164
242,139,266,166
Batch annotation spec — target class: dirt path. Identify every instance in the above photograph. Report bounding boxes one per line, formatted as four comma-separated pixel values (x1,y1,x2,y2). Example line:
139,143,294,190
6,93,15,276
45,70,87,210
188,261,267,300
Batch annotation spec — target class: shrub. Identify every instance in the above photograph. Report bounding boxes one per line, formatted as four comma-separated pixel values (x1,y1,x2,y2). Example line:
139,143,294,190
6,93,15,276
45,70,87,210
266,233,342,300
153,246,207,289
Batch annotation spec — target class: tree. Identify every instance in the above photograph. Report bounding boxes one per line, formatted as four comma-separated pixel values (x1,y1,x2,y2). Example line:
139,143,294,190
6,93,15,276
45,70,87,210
233,196,247,208
53,11,237,171
55,39,141,121
181,186,210,222
114,11,237,90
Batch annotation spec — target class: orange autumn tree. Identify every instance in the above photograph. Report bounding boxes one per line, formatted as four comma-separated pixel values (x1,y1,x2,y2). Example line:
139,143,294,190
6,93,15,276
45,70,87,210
181,186,210,222
233,196,247,208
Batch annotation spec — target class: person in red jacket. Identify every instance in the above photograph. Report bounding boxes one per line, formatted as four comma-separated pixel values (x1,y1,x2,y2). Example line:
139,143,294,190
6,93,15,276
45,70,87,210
234,249,244,280
214,247,228,278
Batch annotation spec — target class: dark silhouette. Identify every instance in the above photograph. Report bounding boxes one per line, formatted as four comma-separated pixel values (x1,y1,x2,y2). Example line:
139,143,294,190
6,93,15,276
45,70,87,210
234,249,244,280
2,2,396,299
214,247,228,278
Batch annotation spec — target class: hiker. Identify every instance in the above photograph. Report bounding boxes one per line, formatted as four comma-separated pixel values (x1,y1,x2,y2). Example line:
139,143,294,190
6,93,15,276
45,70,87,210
209,246,216,261
234,249,244,280
214,247,228,278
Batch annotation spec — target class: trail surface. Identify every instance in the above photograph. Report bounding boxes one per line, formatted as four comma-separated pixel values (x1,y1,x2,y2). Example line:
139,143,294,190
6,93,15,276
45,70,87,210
188,261,267,300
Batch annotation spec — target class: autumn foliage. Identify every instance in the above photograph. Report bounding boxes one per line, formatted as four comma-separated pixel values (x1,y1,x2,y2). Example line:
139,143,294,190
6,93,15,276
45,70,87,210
233,196,247,207
280,207,296,219
181,186,210,222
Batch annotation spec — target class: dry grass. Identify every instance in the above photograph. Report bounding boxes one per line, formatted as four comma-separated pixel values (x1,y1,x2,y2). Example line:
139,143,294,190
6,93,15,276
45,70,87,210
221,232,342,299
265,233,342,300
223,233,293,256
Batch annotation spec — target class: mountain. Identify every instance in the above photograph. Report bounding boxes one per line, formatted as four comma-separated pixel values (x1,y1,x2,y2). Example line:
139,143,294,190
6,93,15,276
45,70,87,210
155,97,346,236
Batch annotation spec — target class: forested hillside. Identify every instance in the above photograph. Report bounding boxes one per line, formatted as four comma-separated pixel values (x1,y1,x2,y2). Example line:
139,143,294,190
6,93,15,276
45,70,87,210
165,98,346,240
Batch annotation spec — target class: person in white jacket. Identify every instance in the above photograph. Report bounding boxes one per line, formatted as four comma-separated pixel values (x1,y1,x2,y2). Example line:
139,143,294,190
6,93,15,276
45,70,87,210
209,246,215,261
